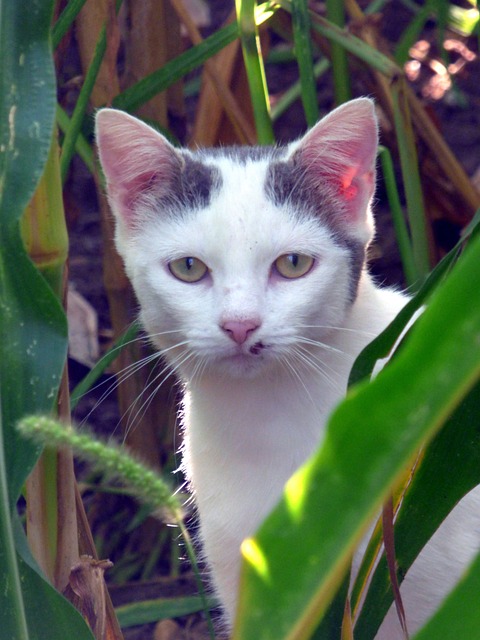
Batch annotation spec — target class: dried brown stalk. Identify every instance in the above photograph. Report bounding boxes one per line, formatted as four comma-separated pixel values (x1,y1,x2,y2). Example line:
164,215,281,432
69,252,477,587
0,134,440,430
170,0,256,144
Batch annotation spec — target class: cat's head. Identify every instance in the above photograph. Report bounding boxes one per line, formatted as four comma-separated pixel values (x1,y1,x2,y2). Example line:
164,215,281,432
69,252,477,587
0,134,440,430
95,99,378,380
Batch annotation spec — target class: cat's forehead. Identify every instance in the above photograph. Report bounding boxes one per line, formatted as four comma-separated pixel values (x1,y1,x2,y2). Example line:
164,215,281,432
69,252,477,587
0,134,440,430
151,157,336,269
195,143,286,164
192,157,297,234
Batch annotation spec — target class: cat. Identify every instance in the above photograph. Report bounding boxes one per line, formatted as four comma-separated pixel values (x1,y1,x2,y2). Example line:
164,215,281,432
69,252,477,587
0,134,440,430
95,99,480,639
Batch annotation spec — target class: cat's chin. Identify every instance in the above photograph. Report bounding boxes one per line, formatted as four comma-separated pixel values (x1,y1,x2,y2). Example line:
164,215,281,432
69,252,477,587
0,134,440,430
215,351,269,379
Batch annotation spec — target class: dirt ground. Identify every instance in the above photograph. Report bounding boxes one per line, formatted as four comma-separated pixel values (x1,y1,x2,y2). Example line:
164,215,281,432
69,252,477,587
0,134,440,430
64,2,480,638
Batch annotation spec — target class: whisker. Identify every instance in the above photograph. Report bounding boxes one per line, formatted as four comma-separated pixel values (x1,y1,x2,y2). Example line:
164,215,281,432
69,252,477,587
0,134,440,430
78,351,162,427
121,349,197,443
78,337,191,434
291,345,343,394
297,336,347,356
297,324,377,339
278,354,319,411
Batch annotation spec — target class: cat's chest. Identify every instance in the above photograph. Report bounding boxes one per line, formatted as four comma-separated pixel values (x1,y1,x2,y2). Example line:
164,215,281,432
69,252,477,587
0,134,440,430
182,369,345,482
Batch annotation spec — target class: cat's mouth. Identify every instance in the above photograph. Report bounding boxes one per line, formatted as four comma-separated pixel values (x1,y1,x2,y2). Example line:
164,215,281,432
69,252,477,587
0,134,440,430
227,341,266,360
249,341,266,355
218,341,269,377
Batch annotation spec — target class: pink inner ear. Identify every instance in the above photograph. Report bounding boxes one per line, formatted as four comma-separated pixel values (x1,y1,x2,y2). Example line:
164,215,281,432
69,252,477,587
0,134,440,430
96,109,180,228
295,99,378,228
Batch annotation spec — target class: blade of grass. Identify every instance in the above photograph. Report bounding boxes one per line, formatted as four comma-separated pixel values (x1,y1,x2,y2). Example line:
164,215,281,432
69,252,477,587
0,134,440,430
271,57,329,122
411,547,480,640
277,1,402,78
233,227,480,640
0,408,29,640
291,0,319,126
354,379,480,638
0,0,95,636
56,105,94,174
391,78,431,283
51,0,89,49
115,594,218,628
378,145,417,287
395,0,434,65
349,208,480,387
60,0,122,183
18,415,216,639
114,21,238,113
326,0,351,104
114,2,277,115
235,0,275,143
170,0,255,144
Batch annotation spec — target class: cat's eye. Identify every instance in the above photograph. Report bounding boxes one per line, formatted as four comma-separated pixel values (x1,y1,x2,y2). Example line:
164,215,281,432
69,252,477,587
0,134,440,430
169,257,208,283
274,253,314,279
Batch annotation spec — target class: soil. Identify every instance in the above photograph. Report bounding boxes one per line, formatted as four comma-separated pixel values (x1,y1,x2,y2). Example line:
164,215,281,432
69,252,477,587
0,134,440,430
63,2,480,638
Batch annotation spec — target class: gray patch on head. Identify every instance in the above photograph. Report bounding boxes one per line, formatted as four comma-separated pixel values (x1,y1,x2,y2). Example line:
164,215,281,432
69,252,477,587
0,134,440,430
343,238,367,302
148,154,222,214
265,157,367,303
177,156,222,208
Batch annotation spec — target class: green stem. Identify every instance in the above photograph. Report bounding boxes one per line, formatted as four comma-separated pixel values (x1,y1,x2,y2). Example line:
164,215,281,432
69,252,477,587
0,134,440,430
391,80,431,284
0,408,29,640
291,0,319,126
51,0,89,49
271,58,329,122
235,0,275,144
60,0,123,184
379,146,417,287
114,21,239,113
56,105,94,174
326,0,351,104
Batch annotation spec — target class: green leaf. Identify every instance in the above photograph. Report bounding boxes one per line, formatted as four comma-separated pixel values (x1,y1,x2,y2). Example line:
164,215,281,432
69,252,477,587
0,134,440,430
0,0,66,510
326,0,351,104
379,145,417,287
0,0,93,637
354,380,480,638
391,81,430,284
113,21,239,113
115,595,218,628
411,548,480,639
349,209,480,387
51,0,89,49
291,0,319,126
395,0,434,66
232,230,480,640
235,0,275,143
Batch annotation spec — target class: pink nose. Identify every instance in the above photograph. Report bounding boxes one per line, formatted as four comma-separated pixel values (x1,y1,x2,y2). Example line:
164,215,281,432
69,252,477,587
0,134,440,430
221,320,260,345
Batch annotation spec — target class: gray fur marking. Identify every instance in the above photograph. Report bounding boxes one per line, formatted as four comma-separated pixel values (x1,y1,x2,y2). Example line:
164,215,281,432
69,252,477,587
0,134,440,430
265,158,366,302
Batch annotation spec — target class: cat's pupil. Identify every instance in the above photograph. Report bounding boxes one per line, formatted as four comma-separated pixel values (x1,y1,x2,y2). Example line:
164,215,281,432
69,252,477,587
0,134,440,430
289,254,299,268
185,257,194,270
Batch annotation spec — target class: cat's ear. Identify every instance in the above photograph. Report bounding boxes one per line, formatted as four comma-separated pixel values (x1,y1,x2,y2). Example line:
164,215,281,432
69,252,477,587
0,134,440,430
289,98,378,242
95,109,181,230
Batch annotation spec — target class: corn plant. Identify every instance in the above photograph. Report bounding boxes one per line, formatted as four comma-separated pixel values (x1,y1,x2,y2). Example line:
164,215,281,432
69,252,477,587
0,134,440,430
1,0,480,638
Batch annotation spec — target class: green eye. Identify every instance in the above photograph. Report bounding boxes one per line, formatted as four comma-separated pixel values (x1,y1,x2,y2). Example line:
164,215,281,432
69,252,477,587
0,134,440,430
169,257,208,283
274,253,314,279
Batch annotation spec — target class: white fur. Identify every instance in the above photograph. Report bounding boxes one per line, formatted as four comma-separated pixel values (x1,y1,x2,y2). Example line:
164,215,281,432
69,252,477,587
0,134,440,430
95,101,480,639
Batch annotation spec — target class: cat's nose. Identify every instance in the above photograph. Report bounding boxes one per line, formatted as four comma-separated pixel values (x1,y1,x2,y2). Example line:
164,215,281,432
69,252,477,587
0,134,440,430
221,319,260,345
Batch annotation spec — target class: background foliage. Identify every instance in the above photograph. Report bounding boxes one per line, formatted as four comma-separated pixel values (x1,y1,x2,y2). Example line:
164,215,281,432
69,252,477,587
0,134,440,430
1,0,479,639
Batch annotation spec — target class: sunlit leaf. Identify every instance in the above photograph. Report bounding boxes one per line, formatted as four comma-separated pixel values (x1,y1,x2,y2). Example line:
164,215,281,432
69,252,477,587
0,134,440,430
233,231,480,640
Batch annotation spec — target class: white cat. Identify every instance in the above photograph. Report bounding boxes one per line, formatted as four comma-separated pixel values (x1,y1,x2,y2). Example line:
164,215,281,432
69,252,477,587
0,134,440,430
95,99,480,639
